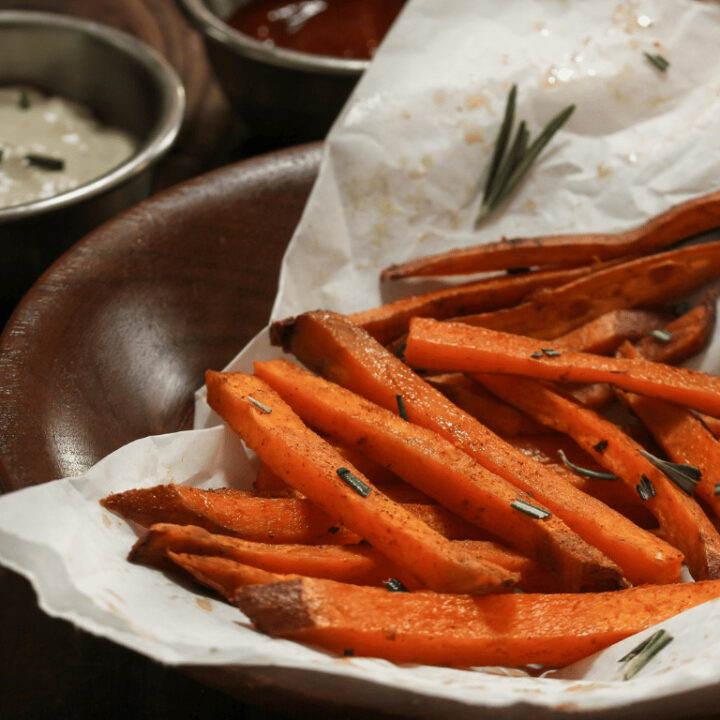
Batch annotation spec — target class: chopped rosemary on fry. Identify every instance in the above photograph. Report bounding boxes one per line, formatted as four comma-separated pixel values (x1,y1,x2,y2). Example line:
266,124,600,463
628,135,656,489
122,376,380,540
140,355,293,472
530,351,544,359
541,348,562,357
476,86,575,225
593,440,608,454
715,483,720,496
336,467,372,497
396,393,409,421
650,329,673,343
636,474,656,501
638,449,701,496
246,396,272,413
558,449,616,480
383,578,409,592
511,498,552,519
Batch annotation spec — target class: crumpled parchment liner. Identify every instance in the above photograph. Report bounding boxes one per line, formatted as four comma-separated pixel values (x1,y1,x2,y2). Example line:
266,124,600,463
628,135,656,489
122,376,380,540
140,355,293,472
4,0,720,715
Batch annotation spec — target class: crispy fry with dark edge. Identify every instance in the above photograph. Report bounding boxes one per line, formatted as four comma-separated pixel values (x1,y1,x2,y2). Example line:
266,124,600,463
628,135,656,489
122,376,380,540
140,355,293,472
618,342,720,521
350,264,602,345
205,371,518,594
553,309,670,355
380,189,720,279
476,373,720,579
569,292,717,409
254,357,622,591
405,317,720,417
133,523,561,593
455,242,720,338
235,575,720,668
100,485,487,544
271,310,679,585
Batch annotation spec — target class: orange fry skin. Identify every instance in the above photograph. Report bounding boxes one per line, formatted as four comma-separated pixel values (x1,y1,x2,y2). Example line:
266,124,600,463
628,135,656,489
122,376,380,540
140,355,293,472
456,242,720,339
255,357,623,592
271,310,680,585
380,189,720,279
206,371,518,595
236,575,720,668
350,264,600,345
405,317,720,418
477,373,720,580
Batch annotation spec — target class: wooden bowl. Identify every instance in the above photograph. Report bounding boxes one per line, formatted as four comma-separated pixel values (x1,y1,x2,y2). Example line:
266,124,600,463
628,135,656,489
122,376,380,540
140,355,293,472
0,144,322,718
0,143,321,491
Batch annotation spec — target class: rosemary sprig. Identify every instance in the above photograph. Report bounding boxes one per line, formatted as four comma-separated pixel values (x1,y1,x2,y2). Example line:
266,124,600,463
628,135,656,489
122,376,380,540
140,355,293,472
482,84,517,204
616,629,673,680
383,578,409,592
644,52,670,72
25,153,65,171
558,449,616,480
396,393,409,421
246,396,272,413
511,498,552,519
476,92,575,225
650,329,673,343
336,467,372,497
638,449,701,495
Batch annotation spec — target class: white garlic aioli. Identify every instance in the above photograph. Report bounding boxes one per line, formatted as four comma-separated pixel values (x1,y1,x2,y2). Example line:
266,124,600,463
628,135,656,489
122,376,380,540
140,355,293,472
0,87,137,209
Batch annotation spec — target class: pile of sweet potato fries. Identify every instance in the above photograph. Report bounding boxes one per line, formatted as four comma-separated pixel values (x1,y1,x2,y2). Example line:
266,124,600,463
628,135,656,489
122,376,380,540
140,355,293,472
102,190,720,670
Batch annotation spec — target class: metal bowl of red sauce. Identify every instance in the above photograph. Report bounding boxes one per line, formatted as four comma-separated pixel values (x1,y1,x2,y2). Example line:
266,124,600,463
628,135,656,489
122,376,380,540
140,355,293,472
177,0,405,142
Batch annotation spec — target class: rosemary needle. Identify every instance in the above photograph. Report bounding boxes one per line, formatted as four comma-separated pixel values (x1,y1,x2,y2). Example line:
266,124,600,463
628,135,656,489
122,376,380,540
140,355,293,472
476,89,575,225
644,52,670,72
483,84,517,204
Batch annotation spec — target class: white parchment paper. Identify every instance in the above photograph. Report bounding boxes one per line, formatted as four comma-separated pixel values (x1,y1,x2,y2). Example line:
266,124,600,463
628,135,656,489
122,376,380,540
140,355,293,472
3,0,720,715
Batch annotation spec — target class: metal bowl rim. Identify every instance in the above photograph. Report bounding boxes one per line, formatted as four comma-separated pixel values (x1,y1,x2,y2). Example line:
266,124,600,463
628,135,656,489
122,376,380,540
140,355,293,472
0,10,186,225
176,0,367,76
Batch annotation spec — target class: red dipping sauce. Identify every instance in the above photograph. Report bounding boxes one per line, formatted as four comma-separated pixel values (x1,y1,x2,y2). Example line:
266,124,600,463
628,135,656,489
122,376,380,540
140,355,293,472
227,0,406,60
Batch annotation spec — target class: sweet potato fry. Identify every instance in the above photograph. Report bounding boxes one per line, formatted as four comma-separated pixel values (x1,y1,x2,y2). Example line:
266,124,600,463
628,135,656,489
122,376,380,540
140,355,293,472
568,293,718,409
380,189,720,279
206,371,518,594
476,372,720,579
254,357,623,591
510,435,656,528
455,241,720,338
405,317,720,417
553,309,670,355
349,265,602,345
100,485,482,544
169,552,291,601
617,342,720,521
271,310,680,585
236,575,720,668
425,372,551,436
133,523,560,593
